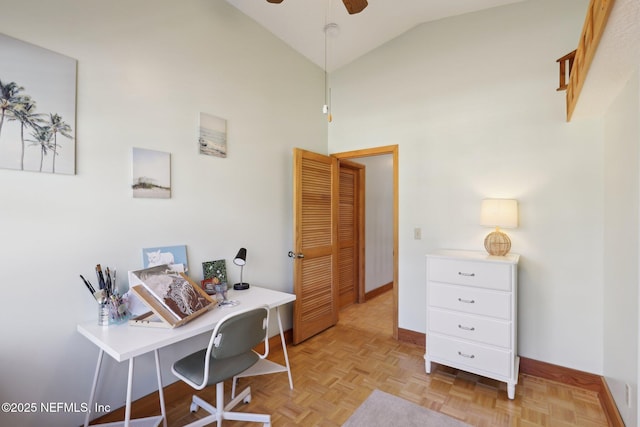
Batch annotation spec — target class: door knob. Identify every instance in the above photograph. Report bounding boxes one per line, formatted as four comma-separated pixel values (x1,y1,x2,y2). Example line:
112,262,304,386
287,251,304,259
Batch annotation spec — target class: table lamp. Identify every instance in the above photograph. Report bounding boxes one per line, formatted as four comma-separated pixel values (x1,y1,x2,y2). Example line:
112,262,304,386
233,248,250,290
480,199,518,256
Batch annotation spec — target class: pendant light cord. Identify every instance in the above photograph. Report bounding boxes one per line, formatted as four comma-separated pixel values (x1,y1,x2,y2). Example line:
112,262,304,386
324,1,334,122
324,0,330,109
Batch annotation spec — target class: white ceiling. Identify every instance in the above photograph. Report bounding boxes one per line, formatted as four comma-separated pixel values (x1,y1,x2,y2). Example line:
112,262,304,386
226,0,639,120
225,0,526,71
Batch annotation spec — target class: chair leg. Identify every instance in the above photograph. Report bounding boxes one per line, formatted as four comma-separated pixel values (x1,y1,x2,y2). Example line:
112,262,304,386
215,382,225,424
185,395,218,427
223,409,271,425
191,395,216,416
222,383,270,425
224,385,251,412
182,413,218,427
182,382,270,427
232,375,238,399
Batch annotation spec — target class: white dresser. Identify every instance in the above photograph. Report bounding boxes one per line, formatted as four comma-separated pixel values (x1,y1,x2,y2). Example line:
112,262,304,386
425,249,520,399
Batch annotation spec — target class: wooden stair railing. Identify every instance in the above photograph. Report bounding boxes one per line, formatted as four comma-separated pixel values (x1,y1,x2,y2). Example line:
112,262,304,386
561,0,615,121
556,50,576,91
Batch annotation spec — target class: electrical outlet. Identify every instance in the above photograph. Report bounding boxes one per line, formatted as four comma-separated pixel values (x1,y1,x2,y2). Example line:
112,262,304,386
626,383,632,408
414,227,422,240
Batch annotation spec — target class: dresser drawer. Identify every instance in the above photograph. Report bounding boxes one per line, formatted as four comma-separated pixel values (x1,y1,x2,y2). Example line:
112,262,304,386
428,334,512,378
428,283,511,320
428,258,512,291
428,308,511,348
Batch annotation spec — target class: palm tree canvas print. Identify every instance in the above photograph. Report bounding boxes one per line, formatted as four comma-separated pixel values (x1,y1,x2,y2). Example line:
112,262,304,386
131,147,171,199
0,33,76,174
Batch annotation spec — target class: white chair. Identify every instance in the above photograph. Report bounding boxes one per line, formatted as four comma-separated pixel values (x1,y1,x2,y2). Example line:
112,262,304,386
171,305,271,427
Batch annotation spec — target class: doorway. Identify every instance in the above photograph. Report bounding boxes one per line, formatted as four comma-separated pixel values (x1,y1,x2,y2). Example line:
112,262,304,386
332,145,398,338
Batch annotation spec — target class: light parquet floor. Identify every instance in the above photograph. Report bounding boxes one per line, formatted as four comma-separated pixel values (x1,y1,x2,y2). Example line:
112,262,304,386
134,291,609,426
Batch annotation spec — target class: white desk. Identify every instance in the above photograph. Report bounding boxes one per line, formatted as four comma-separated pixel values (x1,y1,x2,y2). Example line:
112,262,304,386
77,286,296,427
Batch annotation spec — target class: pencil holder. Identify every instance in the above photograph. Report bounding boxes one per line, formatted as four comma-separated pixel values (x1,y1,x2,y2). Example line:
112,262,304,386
98,303,109,327
109,298,130,325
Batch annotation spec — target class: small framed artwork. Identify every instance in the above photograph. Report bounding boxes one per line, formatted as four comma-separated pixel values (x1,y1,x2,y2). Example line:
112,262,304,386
143,245,188,272
202,259,227,283
132,147,171,199
198,112,227,158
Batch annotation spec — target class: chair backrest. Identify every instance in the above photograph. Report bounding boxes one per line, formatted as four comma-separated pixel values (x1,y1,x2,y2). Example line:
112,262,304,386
207,305,269,361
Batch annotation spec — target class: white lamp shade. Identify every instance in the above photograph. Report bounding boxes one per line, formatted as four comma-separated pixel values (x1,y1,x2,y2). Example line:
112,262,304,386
480,199,518,228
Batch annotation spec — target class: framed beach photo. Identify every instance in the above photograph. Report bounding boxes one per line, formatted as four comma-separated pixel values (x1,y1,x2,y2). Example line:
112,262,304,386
198,112,227,158
132,147,171,199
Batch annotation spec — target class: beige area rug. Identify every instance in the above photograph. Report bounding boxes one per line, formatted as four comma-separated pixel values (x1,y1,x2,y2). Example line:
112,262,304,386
342,390,472,427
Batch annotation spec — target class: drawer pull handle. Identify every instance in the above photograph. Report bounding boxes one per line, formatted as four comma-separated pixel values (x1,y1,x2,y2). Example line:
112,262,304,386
457,298,475,304
458,324,475,331
458,272,475,277
458,351,475,359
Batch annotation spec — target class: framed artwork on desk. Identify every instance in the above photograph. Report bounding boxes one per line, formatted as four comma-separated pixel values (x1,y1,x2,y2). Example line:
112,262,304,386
143,245,188,272
202,259,227,294
129,266,215,328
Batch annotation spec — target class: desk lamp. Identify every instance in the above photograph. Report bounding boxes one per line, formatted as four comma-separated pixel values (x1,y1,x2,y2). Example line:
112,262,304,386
233,248,250,290
480,199,518,256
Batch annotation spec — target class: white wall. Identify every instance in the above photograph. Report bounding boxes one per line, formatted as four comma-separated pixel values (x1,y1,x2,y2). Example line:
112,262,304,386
355,156,394,293
602,69,640,426
0,1,327,426
328,0,606,373
1,0,635,425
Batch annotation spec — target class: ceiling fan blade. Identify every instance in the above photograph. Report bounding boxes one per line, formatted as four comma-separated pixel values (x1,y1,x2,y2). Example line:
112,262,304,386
266,0,284,3
342,0,368,14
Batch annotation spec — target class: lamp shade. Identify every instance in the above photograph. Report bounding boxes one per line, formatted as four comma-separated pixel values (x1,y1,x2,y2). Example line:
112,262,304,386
480,199,518,228
233,248,247,266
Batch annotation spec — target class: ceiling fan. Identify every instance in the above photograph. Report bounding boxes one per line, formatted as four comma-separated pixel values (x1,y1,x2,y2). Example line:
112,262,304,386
266,0,368,15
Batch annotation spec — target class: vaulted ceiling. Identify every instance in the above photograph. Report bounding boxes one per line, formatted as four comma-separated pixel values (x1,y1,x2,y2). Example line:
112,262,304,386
225,0,526,72
226,0,639,120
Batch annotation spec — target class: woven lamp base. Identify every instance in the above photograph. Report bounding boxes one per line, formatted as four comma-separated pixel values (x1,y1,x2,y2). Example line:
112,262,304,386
484,230,511,256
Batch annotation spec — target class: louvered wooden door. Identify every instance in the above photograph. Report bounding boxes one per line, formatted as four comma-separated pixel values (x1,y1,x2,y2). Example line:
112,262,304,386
292,148,339,344
338,162,361,308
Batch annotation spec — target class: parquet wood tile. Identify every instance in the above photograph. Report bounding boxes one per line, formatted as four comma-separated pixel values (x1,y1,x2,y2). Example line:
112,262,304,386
93,290,611,426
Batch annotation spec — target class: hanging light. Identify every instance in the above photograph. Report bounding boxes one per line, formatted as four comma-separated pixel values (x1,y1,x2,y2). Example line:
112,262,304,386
323,21,339,123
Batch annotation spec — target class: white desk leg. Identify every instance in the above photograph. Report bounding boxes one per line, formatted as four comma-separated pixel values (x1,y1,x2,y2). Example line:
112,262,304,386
124,358,134,427
154,349,167,427
84,349,104,427
276,306,293,389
